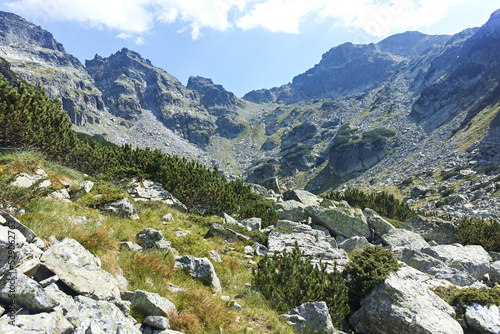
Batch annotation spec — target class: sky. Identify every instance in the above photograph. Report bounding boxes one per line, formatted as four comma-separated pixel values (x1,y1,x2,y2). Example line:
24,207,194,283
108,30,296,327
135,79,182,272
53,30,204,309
0,0,499,97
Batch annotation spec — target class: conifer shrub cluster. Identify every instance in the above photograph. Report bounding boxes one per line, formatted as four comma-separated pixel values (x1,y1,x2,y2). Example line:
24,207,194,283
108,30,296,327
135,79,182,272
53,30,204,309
342,246,401,312
433,286,500,318
0,77,278,223
252,244,349,328
325,188,415,222
456,217,500,252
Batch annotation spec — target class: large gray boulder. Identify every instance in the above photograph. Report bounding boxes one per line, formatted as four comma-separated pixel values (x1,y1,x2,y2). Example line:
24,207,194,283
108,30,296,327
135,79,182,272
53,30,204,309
121,290,176,317
283,189,322,207
66,295,140,333
397,248,476,287
40,238,122,302
174,256,222,294
306,205,371,240
338,236,370,253
128,179,187,212
382,229,430,251
488,261,500,284
350,266,463,334
0,210,36,242
0,308,72,334
267,229,349,272
104,198,139,219
402,215,458,244
136,228,174,252
279,301,335,334
421,244,492,281
364,208,395,238
274,200,308,222
239,218,262,232
0,269,59,312
465,304,500,334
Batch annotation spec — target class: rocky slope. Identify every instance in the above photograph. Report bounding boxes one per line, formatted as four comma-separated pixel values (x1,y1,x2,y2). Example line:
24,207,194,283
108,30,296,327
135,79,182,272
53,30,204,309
1,9,500,220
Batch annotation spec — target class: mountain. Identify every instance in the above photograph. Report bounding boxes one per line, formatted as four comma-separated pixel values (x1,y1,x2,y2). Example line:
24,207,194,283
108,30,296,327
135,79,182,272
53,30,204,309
1,9,500,220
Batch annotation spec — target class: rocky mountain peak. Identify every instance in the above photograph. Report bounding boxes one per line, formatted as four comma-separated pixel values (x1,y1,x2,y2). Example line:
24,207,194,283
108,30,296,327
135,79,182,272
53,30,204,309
0,11,64,52
187,75,238,114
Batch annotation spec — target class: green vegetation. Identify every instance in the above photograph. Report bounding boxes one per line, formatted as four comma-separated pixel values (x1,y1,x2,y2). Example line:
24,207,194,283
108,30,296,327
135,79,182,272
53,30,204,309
325,188,415,222
456,217,500,252
252,244,349,328
433,286,500,319
0,77,277,224
343,246,401,312
333,127,396,152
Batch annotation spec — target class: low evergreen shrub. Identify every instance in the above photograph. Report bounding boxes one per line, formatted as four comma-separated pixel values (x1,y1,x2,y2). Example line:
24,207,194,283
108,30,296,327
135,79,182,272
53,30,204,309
433,286,500,318
342,246,401,312
456,217,500,252
252,243,349,328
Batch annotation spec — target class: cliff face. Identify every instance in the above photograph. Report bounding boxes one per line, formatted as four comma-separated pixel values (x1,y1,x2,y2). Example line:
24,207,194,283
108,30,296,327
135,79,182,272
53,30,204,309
0,11,105,126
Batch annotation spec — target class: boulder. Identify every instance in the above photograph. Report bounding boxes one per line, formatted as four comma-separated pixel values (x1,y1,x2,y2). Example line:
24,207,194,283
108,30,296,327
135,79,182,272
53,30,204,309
174,256,222,294
144,316,171,330
421,244,492,281
397,248,476,287
239,218,262,231
488,261,500,283
350,266,463,334
465,304,500,334
0,225,42,277
0,211,36,242
0,269,59,312
274,200,308,222
121,289,176,317
136,228,174,252
40,238,122,302
204,223,251,243
48,189,71,201
65,295,140,333
80,180,95,194
10,172,45,188
267,230,349,272
279,301,335,334
382,229,430,251
339,236,370,253
283,190,322,207
364,208,395,238
127,180,187,212
306,205,371,239
402,215,457,244
209,250,222,263
0,308,72,334
104,198,139,219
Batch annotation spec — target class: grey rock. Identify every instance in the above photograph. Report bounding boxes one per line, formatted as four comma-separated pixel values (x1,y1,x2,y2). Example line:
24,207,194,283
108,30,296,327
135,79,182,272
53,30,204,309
223,212,239,225
174,256,222,294
398,248,476,287
162,213,174,221
128,180,187,212
0,225,42,277
154,330,184,334
489,252,500,262
275,220,317,234
350,266,463,334
119,241,143,252
465,304,500,334
121,289,176,317
136,228,174,252
104,198,138,219
204,223,251,243
32,237,45,250
209,250,223,263
80,180,95,194
0,308,72,334
411,185,431,199
382,228,430,251
0,269,59,312
280,301,335,334
66,295,140,334
16,257,40,276
48,189,71,201
311,224,331,237
489,261,500,284
166,283,184,293
40,238,122,302
220,295,230,302
402,215,457,244
307,205,371,240
0,210,36,242
283,189,322,207
364,208,395,238
144,316,170,330
339,236,370,253
239,217,262,231
39,275,60,288
274,200,308,222
232,301,242,312
10,173,45,188
421,244,492,281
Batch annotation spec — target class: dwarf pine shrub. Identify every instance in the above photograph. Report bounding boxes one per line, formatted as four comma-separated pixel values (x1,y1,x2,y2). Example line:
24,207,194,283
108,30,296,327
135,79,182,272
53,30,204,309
342,245,401,312
456,217,500,252
252,243,349,328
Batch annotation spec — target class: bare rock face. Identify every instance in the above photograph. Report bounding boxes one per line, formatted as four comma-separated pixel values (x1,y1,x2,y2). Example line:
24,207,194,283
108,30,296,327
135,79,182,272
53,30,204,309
0,11,106,126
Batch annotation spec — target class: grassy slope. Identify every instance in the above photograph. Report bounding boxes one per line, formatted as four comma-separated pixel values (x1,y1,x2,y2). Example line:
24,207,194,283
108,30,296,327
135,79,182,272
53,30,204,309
0,150,293,334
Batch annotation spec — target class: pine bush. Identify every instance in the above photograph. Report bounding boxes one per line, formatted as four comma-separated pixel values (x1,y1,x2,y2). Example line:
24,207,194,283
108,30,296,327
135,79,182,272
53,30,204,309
252,243,349,328
342,245,401,312
456,217,500,252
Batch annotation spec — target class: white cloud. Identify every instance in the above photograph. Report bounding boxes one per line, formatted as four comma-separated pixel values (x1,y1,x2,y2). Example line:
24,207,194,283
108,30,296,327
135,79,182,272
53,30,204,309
4,0,465,40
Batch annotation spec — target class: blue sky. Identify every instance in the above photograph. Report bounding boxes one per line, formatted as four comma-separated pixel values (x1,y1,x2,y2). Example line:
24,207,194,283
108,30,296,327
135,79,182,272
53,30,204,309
0,0,499,97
